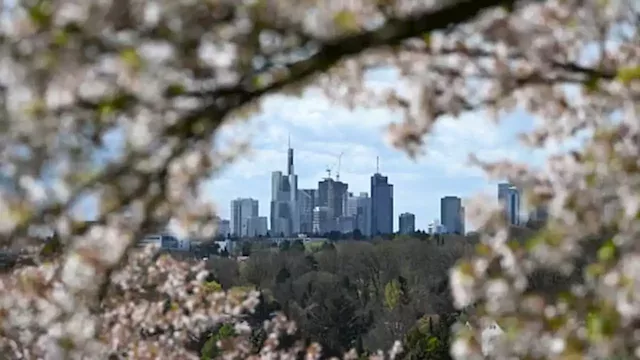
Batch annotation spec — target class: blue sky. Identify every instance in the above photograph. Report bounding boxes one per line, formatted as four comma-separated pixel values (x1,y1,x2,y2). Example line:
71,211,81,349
206,68,547,231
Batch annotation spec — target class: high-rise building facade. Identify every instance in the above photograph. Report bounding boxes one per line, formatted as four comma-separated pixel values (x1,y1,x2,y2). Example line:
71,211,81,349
371,173,393,235
337,216,355,233
399,212,416,234
317,178,348,219
441,196,465,234
270,141,299,236
215,217,231,238
230,198,258,236
346,192,372,236
312,206,334,234
498,183,521,226
245,216,268,237
528,204,549,223
298,188,317,233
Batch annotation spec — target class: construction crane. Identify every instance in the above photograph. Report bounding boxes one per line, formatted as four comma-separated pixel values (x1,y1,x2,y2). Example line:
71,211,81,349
336,152,344,181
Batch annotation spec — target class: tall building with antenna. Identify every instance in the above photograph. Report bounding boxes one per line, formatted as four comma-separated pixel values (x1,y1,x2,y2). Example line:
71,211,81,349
370,156,394,235
270,136,299,236
287,136,299,233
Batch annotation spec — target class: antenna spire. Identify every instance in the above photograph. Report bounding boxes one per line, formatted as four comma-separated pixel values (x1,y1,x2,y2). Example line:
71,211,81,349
288,133,291,149
376,156,379,173
287,134,294,175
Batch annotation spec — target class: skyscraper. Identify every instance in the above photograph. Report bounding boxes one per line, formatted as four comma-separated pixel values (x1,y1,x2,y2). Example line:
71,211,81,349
346,192,372,236
270,171,290,235
245,216,268,237
441,196,464,234
270,139,299,236
298,188,317,233
313,206,333,234
498,183,521,226
215,217,230,238
399,212,416,234
287,139,299,234
230,198,259,236
529,204,549,223
318,178,348,219
371,160,393,235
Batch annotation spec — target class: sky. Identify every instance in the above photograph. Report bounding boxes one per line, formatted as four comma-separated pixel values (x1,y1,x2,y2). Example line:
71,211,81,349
206,69,547,231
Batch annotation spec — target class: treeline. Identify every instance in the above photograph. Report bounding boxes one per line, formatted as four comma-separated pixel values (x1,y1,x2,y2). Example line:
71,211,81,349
194,223,591,359
199,235,479,359
15,225,572,359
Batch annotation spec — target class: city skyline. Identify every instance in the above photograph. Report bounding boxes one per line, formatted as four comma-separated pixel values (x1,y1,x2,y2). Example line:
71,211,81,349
202,75,561,232
225,179,534,236
213,138,515,233
226,140,470,235
202,72,580,231
67,65,584,231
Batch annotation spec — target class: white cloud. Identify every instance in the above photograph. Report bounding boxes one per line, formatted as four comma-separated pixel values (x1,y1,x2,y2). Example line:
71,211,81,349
259,93,394,135
413,112,527,178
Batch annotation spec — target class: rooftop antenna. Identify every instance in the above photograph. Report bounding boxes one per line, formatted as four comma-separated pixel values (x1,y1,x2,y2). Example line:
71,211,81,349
376,156,379,173
288,133,291,149
287,133,294,175
336,151,344,181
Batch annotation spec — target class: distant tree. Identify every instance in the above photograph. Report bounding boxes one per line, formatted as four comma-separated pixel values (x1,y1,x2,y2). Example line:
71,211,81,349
241,242,252,257
401,314,455,360
200,241,220,257
397,276,411,306
201,323,236,359
205,257,240,289
414,231,430,241
275,267,291,285
290,239,305,253
290,272,374,356
278,240,290,252
320,241,336,252
244,293,282,352
305,255,319,271
352,229,363,240
213,234,226,242
325,231,341,241
393,234,414,242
